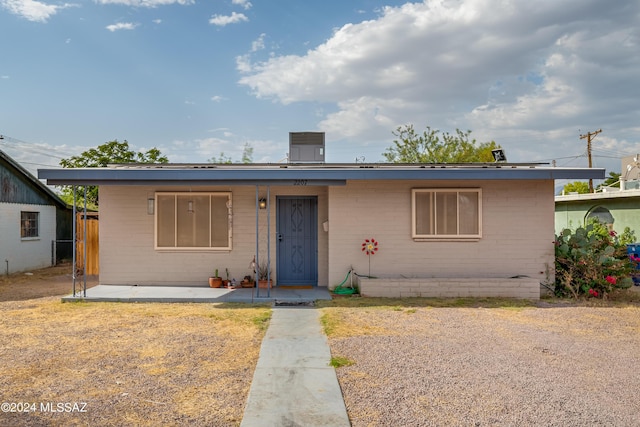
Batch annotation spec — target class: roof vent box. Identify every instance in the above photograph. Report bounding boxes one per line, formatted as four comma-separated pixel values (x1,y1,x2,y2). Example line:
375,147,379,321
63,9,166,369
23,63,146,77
289,132,325,163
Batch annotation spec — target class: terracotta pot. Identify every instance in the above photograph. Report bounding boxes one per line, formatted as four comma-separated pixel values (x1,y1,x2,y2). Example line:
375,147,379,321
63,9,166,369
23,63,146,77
258,279,273,289
209,277,223,288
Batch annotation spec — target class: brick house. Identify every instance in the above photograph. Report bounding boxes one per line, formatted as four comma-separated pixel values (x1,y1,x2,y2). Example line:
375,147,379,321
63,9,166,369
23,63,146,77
39,136,603,299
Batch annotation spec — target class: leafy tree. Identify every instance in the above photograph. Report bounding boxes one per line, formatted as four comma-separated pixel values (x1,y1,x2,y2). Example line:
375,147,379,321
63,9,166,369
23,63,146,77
59,140,168,207
597,171,621,191
209,153,233,164
561,181,590,195
383,124,500,163
209,143,254,164
241,143,254,164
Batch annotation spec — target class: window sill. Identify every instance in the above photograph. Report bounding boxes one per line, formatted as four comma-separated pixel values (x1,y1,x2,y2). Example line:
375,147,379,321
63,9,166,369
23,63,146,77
21,237,40,242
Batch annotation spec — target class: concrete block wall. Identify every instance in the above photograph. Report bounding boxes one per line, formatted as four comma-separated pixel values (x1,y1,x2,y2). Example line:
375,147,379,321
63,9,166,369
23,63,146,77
358,277,541,299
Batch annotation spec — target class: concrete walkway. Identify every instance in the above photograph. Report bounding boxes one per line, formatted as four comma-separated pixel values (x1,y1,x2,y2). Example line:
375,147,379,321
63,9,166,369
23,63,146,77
241,307,350,427
61,285,332,303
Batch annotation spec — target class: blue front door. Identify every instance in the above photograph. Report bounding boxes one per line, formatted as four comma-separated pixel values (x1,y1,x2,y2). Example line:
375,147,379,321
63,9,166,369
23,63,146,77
276,196,318,286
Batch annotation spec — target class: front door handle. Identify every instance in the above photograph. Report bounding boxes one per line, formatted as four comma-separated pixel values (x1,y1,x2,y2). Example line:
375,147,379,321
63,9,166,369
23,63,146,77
277,234,283,242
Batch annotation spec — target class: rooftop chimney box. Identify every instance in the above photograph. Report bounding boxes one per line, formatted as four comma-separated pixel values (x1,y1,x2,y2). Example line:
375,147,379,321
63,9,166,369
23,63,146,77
289,132,325,163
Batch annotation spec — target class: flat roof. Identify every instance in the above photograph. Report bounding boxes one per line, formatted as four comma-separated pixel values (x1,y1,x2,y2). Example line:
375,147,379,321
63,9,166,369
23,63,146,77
38,162,606,186
555,188,640,202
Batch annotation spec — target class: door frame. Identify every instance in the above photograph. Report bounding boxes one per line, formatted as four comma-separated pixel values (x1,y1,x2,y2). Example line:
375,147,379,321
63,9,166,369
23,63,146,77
275,196,318,287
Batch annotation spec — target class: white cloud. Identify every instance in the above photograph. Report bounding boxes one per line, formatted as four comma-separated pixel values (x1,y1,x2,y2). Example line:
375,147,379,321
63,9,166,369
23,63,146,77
1,75,9,79
1,0,75,23
235,54,252,73
238,0,640,168
251,33,266,52
210,95,227,102
209,11,248,27
96,0,194,6
235,34,267,75
232,0,251,10
106,22,139,31
152,18,162,24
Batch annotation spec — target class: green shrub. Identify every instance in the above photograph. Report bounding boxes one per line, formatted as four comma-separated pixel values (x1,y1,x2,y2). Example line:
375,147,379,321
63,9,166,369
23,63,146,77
554,219,635,299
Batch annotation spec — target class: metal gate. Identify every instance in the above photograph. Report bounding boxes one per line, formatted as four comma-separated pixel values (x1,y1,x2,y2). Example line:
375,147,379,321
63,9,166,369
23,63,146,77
276,196,318,286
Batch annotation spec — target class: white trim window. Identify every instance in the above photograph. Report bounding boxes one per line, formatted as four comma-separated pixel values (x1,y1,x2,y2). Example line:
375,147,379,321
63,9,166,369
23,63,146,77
155,192,232,250
20,211,40,238
412,189,482,239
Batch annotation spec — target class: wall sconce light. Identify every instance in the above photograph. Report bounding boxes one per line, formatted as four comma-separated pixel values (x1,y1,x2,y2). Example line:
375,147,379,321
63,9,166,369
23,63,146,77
147,198,154,215
188,200,194,213
258,198,267,209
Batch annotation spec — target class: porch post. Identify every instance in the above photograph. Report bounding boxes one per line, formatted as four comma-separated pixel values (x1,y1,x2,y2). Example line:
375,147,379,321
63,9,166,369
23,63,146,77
72,186,77,296
83,186,87,297
255,185,260,298
266,185,271,297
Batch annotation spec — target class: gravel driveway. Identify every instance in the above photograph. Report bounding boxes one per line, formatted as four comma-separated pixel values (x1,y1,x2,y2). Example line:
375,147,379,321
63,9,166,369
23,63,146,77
327,303,640,426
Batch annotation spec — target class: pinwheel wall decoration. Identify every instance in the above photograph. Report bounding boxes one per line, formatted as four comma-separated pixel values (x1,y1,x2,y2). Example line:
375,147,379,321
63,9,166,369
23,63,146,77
361,238,378,277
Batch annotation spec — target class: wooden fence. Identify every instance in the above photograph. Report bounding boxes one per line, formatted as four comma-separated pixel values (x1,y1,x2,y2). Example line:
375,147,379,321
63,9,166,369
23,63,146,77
76,212,99,275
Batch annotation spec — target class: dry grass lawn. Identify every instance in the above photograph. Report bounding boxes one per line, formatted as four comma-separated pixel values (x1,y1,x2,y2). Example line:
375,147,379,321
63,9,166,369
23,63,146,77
0,265,270,427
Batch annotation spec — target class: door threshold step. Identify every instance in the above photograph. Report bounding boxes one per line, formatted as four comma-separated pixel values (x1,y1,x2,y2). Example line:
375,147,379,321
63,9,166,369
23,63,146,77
273,300,315,307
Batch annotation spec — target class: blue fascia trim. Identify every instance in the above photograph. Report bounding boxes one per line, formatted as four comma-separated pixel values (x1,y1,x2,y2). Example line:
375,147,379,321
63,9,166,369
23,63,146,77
38,165,606,185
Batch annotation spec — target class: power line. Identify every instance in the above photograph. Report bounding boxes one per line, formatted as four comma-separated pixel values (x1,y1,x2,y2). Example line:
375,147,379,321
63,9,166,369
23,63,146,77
0,134,77,160
19,161,64,168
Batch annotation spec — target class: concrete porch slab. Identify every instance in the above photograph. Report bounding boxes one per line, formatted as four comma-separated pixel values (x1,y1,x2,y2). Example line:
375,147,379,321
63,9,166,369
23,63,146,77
61,285,332,303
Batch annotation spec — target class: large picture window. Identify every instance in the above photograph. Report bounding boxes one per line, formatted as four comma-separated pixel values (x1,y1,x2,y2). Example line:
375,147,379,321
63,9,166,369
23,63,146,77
21,211,39,238
156,192,232,250
412,189,482,239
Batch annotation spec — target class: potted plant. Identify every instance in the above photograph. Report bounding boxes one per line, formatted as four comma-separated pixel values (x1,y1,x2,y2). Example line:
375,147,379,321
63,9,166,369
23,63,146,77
257,260,273,289
209,268,223,288
241,275,254,288
223,268,231,287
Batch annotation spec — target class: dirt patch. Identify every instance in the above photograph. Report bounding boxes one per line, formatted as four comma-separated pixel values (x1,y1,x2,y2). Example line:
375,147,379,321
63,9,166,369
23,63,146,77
0,263,98,302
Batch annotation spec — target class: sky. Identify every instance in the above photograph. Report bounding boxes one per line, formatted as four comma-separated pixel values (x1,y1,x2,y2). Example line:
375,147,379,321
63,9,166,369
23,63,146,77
1,0,639,189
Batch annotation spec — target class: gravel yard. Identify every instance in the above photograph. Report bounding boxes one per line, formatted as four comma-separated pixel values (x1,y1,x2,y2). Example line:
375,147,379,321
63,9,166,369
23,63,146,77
324,301,640,426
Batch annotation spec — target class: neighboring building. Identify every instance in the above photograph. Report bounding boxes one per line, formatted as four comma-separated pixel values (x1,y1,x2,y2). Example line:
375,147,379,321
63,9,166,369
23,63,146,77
39,134,603,299
555,190,640,236
1,149,71,274
555,155,640,236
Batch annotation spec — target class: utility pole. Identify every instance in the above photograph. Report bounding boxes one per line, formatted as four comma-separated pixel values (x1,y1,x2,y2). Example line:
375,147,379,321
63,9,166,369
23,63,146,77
580,128,602,193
